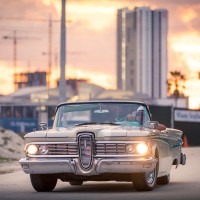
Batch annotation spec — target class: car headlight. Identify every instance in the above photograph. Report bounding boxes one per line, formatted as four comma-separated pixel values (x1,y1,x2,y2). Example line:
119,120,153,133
125,144,135,153
38,145,49,155
26,144,38,155
136,143,148,155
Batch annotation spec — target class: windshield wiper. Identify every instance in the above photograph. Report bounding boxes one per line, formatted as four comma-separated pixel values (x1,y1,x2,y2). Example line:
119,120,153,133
74,122,118,127
101,122,118,126
74,122,98,126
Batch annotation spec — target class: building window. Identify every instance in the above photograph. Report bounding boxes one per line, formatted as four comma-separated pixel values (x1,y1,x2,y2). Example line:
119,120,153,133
127,28,131,42
1,107,12,118
130,60,133,66
14,107,23,118
24,107,35,118
130,79,133,85
130,69,134,75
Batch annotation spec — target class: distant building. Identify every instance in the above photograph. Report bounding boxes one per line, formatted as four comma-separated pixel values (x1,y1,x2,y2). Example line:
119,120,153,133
57,78,88,95
15,72,47,90
117,7,168,99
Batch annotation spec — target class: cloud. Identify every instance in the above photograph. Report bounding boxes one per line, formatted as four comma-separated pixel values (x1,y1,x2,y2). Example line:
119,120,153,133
0,0,200,106
0,0,58,19
0,62,14,94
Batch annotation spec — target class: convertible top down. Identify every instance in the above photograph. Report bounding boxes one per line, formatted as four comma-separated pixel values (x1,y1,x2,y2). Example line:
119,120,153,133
19,100,186,191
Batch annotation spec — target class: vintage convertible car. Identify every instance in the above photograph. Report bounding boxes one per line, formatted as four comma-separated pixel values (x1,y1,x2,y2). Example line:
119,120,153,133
19,101,186,192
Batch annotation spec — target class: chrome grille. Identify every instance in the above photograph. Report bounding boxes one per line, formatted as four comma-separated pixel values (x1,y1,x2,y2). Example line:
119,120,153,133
78,134,93,169
47,143,78,155
96,143,126,155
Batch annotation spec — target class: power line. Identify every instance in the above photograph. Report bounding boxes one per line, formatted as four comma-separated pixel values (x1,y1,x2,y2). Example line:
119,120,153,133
0,17,73,23
0,17,59,22
0,28,116,37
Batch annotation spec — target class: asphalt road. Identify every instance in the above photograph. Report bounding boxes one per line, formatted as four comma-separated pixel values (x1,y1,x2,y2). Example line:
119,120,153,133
0,147,199,200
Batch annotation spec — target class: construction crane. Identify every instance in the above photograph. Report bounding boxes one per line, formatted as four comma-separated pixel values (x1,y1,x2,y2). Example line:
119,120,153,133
3,30,38,91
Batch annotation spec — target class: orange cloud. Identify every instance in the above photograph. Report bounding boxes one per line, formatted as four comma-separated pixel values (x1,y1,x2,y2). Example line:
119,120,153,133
66,64,115,89
180,7,197,23
48,0,145,32
185,80,200,109
0,62,14,95
1,0,200,109
170,32,200,74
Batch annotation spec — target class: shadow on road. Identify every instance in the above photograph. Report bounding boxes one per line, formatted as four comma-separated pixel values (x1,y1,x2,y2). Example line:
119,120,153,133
55,182,134,193
53,181,192,193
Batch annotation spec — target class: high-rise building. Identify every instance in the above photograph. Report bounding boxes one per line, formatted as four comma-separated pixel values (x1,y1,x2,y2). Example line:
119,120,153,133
117,7,168,99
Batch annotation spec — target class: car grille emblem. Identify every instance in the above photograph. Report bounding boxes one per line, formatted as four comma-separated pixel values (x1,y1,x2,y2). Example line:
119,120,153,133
84,139,87,149
78,133,93,170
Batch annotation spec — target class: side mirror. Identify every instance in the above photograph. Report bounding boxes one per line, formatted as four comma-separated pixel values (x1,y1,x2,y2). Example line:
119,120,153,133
158,124,166,131
38,122,48,130
150,121,166,131
150,121,159,129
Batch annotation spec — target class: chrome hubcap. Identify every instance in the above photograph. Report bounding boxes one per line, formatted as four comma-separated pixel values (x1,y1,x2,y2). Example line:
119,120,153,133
146,170,155,185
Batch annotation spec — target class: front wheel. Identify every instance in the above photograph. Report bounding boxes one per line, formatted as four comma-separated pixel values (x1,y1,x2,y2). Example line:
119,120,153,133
133,168,157,191
30,174,57,192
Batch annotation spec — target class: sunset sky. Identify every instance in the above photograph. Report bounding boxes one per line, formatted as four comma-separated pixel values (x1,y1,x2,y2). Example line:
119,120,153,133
0,0,200,108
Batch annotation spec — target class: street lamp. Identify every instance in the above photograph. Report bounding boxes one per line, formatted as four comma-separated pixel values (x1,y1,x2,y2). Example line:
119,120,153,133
59,0,67,102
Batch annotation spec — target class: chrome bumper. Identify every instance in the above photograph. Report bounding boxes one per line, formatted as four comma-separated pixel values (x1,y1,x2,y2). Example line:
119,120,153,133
19,157,157,176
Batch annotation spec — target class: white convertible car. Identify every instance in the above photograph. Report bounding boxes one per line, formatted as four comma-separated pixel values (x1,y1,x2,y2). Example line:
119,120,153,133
19,101,186,191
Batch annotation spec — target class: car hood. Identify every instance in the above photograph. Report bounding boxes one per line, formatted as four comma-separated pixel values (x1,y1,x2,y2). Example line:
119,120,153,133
25,124,154,140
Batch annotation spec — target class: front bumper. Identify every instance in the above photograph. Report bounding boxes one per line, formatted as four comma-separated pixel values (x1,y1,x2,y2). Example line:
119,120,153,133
19,157,157,176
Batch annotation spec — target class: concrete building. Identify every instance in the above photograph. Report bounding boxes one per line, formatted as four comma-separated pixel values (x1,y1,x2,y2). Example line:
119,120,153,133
152,9,168,99
117,7,168,99
14,72,47,90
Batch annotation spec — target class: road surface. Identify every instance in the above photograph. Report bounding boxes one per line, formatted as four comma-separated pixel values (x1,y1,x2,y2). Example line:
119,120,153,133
0,147,199,200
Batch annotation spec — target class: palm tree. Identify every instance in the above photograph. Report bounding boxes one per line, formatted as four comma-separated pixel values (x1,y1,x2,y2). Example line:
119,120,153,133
167,70,186,106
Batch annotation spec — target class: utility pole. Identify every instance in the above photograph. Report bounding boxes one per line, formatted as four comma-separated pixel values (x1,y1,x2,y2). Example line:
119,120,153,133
13,31,17,76
48,14,52,81
43,15,53,89
3,30,17,90
54,49,58,69
59,0,67,102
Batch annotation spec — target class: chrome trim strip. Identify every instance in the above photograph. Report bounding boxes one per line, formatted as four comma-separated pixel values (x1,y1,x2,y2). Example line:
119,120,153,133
94,154,146,158
96,158,157,174
19,157,157,175
27,155,79,158
25,142,78,157
25,141,148,158
95,141,148,156
25,141,77,148
95,141,146,144
19,158,75,174
28,154,145,158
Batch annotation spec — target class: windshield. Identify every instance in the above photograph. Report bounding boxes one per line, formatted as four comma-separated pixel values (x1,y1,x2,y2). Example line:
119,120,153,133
54,102,150,128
